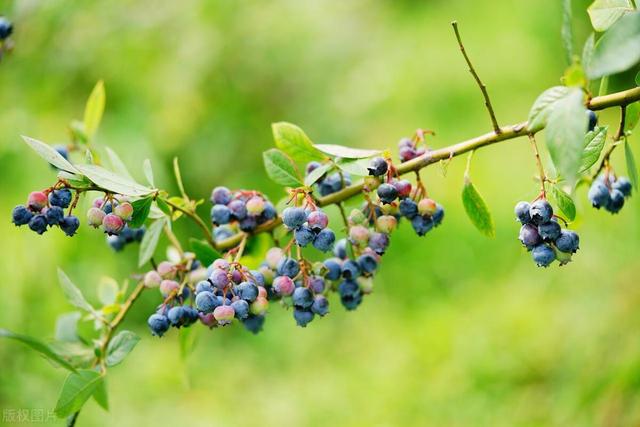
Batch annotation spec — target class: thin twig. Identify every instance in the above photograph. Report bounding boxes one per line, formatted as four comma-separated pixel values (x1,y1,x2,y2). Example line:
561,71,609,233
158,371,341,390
164,224,184,255
163,198,214,247
592,105,627,179
451,21,501,134
528,134,547,197
337,202,350,232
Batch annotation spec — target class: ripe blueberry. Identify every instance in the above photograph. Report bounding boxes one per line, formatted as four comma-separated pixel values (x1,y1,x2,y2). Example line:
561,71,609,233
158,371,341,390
531,244,556,267
368,232,389,254
294,225,315,247
341,259,361,279
333,238,348,259
59,216,80,236
411,215,433,236
12,205,33,226
211,186,232,205
211,204,232,225
377,183,398,204
588,181,610,209
44,206,64,225
195,291,219,313
587,110,597,132
399,198,418,218
537,220,561,242
231,299,250,319
529,200,553,224
242,314,265,334
167,306,185,327
613,177,632,197
293,308,314,327
147,313,170,337
277,257,300,278
518,224,541,250
28,215,48,234
282,207,307,229
48,189,72,208
0,17,12,39
357,253,378,274
367,157,388,176
514,201,531,224
292,287,313,309
606,189,625,213
555,229,580,254
228,199,247,220
309,276,325,293
311,295,329,316
323,258,342,280
237,281,259,302
313,228,336,252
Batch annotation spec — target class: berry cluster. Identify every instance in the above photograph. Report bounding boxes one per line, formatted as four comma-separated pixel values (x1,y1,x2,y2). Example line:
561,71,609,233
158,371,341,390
12,188,80,236
87,197,135,236
398,138,427,163
306,161,352,196
210,187,277,233
283,207,336,252
107,226,145,251
515,199,579,267
588,174,632,214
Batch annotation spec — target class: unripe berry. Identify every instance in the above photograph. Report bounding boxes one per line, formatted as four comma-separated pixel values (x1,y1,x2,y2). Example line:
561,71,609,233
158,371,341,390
48,189,73,208
257,286,268,298
274,275,295,296
376,215,397,233
160,280,179,297
282,207,307,229
114,202,133,220
250,296,269,316
418,198,437,216
349,225,370,245
265,247,284,269
246,196,265,216
307,210,329,232
213,305,235,325
199,312,217,328
348,209,368,226
144,271,162,288
357,276,374,294
87,207,106,228
102,213,125,235
157,261,176,278
27,191,47,211
59,216,80,236
147,314,170,337
12,205,33,226
393,180,412,198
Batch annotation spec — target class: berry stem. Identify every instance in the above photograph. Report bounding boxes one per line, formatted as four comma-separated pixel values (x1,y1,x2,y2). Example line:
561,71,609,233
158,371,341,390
592,105,627,180
162,197,215,248
337,202,350,232
528,134,547,197
163,224,184,255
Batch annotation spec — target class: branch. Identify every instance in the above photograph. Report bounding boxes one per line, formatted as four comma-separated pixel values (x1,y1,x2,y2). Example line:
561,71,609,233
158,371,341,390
451,21,501,134
592,105,628,179
212,86,640,251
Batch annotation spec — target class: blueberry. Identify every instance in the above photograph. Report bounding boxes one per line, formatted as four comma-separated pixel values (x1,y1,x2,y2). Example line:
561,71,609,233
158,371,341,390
242,314,265,334
393,180,412,198
376,215,397,234
555,230,580,254
211,186,232,205
514,201,531,224
246,196,265,216
261,202,277,221
27,191,48,211
307,210,329,232
102,213,124,235
432,204,445,226
228,199,247,220
28,215,48,234
311,295,329,316
368,232,389,254
167,306,185,327
294,225,315,247
377,183,398,204
250,297,269,316
292,287,313,309
0,17,12,40
613,177,632,197
537,220,561,242
54,145,68,160
211,204,232,225
107,235,126,251
249,270,265,287
213,305,235,326
588,180,611,209
357,253,378,274
277,257,300,278
606,189,625,213
323,258,342,280
418,198,437,216
134,227,145,242
182,306,200,326
209,268,230,289
147,313,170,337
309,276,325,293
213,225,234,242
306,161,322,176
237,281,259,302
195,281,214,294
399,198,418,219
341,259,361,279
231,299,250,319
411,215,434,236
339,281,362,310
333,238,348,259
313,228,336,252
518,224,541,250
12,205,33,226
114,202,133,220
531,244,556,267
293,308,315,327
195,291,219,313
239,216,257,231
587,110,597,132
282,207,307,229
87,207,106,228
529,200,553,224
120,226,136,243
48,189,73,208
274,275,295,296
367,157,388,177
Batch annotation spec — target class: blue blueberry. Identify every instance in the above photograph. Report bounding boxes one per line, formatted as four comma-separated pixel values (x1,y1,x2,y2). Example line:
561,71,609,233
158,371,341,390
399,198,418,219
309,276,325,293
537,220,561,242
292,287,313,309
195,281,214,294
167,306,185,327
211,204,231,225
613,177,632,197
606,189,625,213
531,244,556,267
12,205,33,226
311,295,329,316
294,225,315,247
529,200,553,224
323,258,342,280
432,204,445,226
368,157,388,177
54,145,68,160
195,291,219,313
213,225,234,242
368,232,389,254
147,313,170,337
236,282,259,302
277,257,300,278
48,189,72,208
341,259,361,279
59,216,80,236
293,308,314,327
339,280,362,310
107,235,126,251
228,199,247,220
231,299,250,319
587,110,597,132
211,186,232,205
519,224,541,250
239,216,257,231
306,161,322,176
588,181,611,209
411,215,434,236
43,206,65,225
357,253,378,274
282,207,307,229
377,183,398,204
261,202,277,221
334,238,348,259
555,230,580,254
514,201,531,224
313,228,336,252
0,17,12,40
182,306,199,326
249,270,265,287
28,215,48,235
242,314,265,334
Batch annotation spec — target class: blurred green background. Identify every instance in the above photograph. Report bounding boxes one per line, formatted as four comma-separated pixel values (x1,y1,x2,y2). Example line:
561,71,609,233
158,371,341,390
1,0,640,426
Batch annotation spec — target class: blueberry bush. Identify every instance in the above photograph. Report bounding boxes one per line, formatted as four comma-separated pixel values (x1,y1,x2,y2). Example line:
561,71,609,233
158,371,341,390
2,4,640,425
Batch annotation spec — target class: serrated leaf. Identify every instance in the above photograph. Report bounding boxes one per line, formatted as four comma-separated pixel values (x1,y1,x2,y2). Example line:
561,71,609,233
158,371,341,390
179,327,198,361
0,328,76,371
106,330,140,367
55,312,82,343
587,0,634,31
336,158,370,176
138,218,166,267
84,80,105,140
313,143,381,159
550,185,577,221
143,159,155,187
129,197,153,228
21,136,80,174
189,238,222,266
561,0,573,64
580,126,608,172
461,180,495,238
55,370,103,417
272,122,326,163
263,149,303,187
304,162,332,186
58,269,95,313
75,164,155,197
587,12,640,79
625,101,640,132
92,378,109,411
104,147,134,181
545,88,587,186
527,86,573,132
625,139,639,189
98,279,119,306
582,33,595,71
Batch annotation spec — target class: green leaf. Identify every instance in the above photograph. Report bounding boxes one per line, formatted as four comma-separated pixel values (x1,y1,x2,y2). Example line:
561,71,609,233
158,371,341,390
55,370,103,417
336,158,370,176
129,197,153,228
527,86,573,132
625,139,639,189
304,162,332,186
582,33,595,71
587,12,640,79
55,312,82,342
104,147,134,181
58,269,95,313
625,101,640,132
106,330,140,367
262,148,303,187
143,159,155,187
98,279,119,306
0,328,76,372
83,80,105,140
173,157,187,198
545,88,587,186
461,180,495,238
580,125,608,172
636,70,640,86
550,184,577,221
179,327,198,361
587,0,634,31
562,62,586,88
561,0,574,64
599,75,610,96
138,218,166,267
272,122,326,163
313,143,381,159
75,164,155,197
190,238,222,266
92,378,109,411
21,136,80,174
155,198,171,217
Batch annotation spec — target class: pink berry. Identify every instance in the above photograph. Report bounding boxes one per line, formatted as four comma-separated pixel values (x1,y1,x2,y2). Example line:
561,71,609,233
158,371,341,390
273,276,295,296
114,202,133,220
144,271,162,288
418,198,437,216
157,261,175,278
212,258,230,271
376,215,397,233
265,247,284,269
209,268,229,289
307,210,329,232
27,191,48,211
160,280,179,297
87,207,106,228
199,312,217,328
246,196,265,215
393,180,412,198
349,225,370,245
102,213,125,235
92,197,105,209
213,305,235,325
250,297,269,316
257,286,268,298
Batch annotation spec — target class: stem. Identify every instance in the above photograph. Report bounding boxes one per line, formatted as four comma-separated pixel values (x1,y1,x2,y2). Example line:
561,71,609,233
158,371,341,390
164,224,184,255
464,150,474,183
337,202,350,232
162,198,214,247
529,134,547,196
451,21,501,134
234,234,248,262
67,411,80,427
592,105,627,179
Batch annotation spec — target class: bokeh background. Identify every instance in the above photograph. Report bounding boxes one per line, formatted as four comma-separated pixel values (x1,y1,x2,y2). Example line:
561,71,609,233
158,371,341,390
1,0,639,426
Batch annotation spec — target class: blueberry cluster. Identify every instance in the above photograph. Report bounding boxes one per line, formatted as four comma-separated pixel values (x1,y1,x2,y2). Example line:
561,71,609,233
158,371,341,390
87,197,135,236
588,174,632,214
515,199,580,267
107,226,145,251
0,16,12,40
12,188,80,236
398,138,427,163
283,207,336,252
305,161,352,196
210,187,277,232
